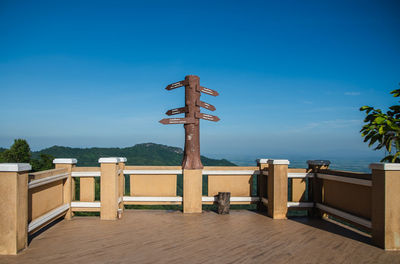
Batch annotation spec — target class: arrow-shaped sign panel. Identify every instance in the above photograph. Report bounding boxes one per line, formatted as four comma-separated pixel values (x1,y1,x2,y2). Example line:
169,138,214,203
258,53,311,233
197,86,219,96
195,112,220,122
159,117,195,125
196,100,216,111
166,107,188,116
165,80,188,90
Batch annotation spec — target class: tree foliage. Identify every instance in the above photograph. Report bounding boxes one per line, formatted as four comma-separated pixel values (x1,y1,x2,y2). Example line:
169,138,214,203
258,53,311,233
360,87,400,162
0,139,55,171
31,154,55,172
1,139,31,163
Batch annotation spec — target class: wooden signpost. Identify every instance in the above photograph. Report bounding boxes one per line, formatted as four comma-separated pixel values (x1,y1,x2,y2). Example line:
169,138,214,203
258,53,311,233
160,75,219,169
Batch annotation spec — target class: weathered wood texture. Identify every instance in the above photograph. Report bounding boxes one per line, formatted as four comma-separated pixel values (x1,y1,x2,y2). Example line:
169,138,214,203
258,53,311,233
1,210,399,263
217,192,230,214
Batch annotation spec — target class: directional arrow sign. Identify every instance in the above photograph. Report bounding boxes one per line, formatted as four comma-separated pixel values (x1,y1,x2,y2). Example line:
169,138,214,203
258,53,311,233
195,112,220,122
165,80,188,90
196,100,216,111
197,86,219,96
159,117,195,125
166,107,188,116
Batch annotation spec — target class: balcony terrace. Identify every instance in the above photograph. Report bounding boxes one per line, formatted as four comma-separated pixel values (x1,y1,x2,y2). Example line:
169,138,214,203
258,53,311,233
1,158,400,263
3,210,400,264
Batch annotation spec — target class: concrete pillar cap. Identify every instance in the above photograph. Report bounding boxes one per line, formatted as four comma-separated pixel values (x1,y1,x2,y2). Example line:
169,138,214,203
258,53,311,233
98,157,121,163
267,159,290,165
256,159,269,164
0,163,32,172
370,163,400,171
53,158,77,164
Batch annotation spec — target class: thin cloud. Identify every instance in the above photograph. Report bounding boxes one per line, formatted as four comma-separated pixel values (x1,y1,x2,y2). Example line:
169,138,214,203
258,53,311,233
296,119,361,132
344,92,361,96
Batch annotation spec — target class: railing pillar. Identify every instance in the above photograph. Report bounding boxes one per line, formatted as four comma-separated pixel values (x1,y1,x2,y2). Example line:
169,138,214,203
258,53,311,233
307,160,330,217
118,157,127,212
267,159,289,219
53,158,77,220
0,163,31,255
370,163,400,250
183,169,202,213
99,158,120,220
257,159,269,211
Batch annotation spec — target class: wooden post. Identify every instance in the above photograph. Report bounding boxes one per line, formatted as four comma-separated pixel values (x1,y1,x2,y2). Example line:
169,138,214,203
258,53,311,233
267,159,289,219
53,158,77,220
182,75,203,170
307,160,330,217
0,163,30,255
257,159,269,211
99,158,120,220
183,169,202,213
370,163,400,250
118,157,126,212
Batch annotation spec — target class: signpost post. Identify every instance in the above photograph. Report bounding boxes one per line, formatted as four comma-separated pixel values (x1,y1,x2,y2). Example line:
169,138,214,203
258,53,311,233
160,75,220,169
160,75,219,213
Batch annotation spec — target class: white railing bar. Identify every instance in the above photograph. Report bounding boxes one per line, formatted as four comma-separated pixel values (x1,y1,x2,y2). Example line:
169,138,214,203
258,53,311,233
317,173,372,187
123,196,183,202
71,201,101,208
316,203,372,229
288,173,314,178
201,196,260,202
28,173,69,189
123,170,182,175
287,202,314,208
71,171,101,177
202,170,260,175
28,204,70,233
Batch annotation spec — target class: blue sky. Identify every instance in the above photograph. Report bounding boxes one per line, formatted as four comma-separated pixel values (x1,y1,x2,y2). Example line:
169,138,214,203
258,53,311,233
0,0,399,160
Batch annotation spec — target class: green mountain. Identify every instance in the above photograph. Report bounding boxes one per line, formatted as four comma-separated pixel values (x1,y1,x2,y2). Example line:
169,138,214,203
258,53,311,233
32,143,236,167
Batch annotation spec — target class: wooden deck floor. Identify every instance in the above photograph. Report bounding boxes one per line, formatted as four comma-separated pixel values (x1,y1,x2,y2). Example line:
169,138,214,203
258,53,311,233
1,210,400,264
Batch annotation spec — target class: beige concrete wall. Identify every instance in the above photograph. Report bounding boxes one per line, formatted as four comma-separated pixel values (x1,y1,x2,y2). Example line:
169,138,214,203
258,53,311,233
29,180,64,221
267,164,288,219
183,169,202,213
204,166,259,171
71,167,100,172
323,179,371,219
292,178,307,202
55,163,75,219
118,162,125,210
208,175,252,197
100,163,118,220
130,174,177,196
125,166,181,170
80,177,95,202
124,201,182,205
372,168,400,250
0,172,28,255
72,166,99,202
29,168,67,180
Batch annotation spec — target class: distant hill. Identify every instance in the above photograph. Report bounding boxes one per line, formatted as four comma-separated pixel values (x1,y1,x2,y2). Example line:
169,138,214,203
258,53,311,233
0,148,5,153
32,143,236,167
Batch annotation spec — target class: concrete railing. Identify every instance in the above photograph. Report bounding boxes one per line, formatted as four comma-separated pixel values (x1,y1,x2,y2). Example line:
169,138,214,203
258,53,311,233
123,165,181,205
1,157,400,253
